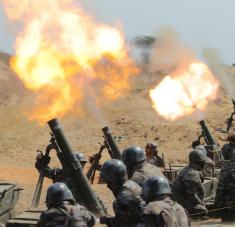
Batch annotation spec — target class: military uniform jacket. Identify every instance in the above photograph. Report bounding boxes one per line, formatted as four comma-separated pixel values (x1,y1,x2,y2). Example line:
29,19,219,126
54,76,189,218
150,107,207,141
131,163,164,186
143,197,189,227
147,156,164,168
172,164,205,212
215,160,235,207
112,189,146,227
222,143,235,160
38,203,96,227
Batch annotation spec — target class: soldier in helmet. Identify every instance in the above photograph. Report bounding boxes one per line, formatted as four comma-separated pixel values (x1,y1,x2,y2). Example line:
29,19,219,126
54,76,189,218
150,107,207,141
35,152,87,202
38,182,96,227
122,146,163,186
145,143,164,168
194,145,215,178
221,133,235,160
142,176,190,227
172,149,210,215
100,159,145,226
100,159,141,198
215,149,235,221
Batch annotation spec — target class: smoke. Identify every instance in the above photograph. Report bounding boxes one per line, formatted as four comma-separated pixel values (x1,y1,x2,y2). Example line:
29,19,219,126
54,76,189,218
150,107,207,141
202,48,235,100
148,26,196,74
84,87,107,128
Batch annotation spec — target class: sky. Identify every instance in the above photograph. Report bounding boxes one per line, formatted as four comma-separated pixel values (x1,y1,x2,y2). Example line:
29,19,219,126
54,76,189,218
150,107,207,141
0,0,234,63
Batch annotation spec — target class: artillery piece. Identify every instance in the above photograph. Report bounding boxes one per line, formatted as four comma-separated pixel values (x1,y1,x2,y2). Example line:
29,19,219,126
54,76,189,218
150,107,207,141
6,118,106,227
86,126,122,183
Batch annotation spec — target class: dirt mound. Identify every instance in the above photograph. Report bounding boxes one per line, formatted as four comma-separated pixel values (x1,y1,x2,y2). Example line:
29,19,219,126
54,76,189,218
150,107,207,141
0,52,234,221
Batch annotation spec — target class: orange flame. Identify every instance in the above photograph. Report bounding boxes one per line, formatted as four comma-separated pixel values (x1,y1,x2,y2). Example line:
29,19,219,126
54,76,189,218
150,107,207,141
150,62,219,120
3,0,138,123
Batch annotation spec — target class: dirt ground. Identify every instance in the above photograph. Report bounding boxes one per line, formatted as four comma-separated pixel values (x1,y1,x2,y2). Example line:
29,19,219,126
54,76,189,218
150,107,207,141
0,52,235,226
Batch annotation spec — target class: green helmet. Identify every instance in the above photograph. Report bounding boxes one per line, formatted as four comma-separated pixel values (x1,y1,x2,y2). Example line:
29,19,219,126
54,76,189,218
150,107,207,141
189,149,209,165
100,159,127,183
46,182,75,207
122,146,146,168
141,176,171,202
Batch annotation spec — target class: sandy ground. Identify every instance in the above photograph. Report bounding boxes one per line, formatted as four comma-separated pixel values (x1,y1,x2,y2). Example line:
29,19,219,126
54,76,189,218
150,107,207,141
0,52,235,226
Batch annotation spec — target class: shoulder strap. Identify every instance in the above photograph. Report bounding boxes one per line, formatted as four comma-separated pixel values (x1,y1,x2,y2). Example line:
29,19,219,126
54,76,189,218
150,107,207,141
57,206,76,227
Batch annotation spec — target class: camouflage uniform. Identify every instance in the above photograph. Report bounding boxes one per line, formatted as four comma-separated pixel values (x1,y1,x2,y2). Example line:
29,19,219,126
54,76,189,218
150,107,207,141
108,190,146,227
38,166,69,184
221,143,235,160
147,156,164,168
202,158,215,178
143,197,189,227
215,160,235,207
130,162,164,187
214,160,235,221
110,179,142,199
172,164,206,214
38,201,96,227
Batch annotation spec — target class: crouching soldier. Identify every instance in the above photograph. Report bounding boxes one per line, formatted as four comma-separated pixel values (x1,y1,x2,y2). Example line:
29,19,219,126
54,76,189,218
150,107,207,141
222,133,235,160
141,176,189,227
38,182,96,227
172,149,209,215
215,150,235,221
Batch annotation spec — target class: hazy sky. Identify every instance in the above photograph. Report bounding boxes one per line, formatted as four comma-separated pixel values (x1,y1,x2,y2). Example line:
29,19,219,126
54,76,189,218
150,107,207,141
0,0,234,63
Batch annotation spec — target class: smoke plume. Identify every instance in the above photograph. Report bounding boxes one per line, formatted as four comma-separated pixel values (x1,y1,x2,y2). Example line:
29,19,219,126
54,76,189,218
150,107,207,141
202,48,235,100
148,26,196,74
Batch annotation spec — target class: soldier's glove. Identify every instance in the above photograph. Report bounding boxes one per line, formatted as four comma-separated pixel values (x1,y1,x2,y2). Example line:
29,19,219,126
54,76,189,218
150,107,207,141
99,216,114,225
89,153,102,164
35,152,50,171
89,155,95,164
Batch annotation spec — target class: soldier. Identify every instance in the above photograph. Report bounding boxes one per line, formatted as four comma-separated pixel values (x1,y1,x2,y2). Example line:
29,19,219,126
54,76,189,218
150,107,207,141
101,190,146,227
141,176,190,227
38,182,96,227
100,159,145,226
221,133,235,160
215,149,235,221
122,146,164,186
145,143,164,168
194,145,215,178
35,152,87,202
100,159,141,198
172,149,209,215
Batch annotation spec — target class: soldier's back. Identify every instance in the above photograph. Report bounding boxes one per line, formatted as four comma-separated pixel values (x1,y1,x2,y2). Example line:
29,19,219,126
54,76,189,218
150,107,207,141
216,160,235,207
131,162,163,186
143,198,189,227
222,143,235,160
38,203,96,227
173,165,202,190
172,165,204,210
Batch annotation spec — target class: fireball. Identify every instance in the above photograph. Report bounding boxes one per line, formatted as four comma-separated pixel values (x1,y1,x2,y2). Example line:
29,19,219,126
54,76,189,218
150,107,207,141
150,62,219,120
2,0,138,123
